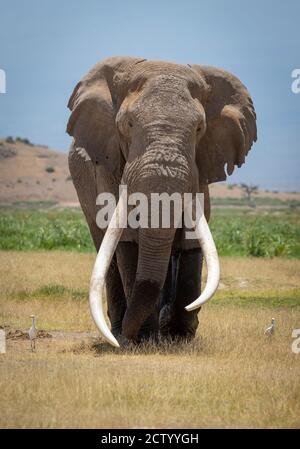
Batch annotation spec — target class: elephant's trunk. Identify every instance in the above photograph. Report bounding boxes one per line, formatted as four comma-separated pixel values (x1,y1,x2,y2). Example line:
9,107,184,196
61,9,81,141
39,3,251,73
121,227,176,340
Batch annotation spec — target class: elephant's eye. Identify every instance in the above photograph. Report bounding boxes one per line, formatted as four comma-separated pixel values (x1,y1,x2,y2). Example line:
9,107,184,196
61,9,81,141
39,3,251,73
128,121,133,128
197,126,202,133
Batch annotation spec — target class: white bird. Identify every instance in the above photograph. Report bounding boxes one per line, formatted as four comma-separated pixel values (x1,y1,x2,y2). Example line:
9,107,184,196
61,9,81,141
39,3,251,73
29,315,38,351
264,318,275,336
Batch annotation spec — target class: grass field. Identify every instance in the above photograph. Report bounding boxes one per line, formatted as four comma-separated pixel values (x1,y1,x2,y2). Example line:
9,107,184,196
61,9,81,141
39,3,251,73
1,250,300,428
1,205,300,257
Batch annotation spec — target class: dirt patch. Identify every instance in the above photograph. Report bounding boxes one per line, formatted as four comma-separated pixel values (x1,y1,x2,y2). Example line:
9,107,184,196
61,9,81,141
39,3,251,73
50,330,98,340
4,328,52,340
1,326,96,341
37,330,53,339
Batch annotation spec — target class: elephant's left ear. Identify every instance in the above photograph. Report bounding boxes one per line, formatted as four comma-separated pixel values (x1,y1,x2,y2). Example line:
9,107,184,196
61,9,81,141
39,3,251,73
190,65,257,184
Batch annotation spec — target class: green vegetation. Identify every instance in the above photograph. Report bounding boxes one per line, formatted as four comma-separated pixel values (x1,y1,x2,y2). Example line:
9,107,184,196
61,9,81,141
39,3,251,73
211,196,300,207
212,207,300,257
213,288,300,308
16,137,33,146
0,204,299,257
45,166,55,173
13,284,87,302
5,136,34,146
0,207,92,251
9,283,300,308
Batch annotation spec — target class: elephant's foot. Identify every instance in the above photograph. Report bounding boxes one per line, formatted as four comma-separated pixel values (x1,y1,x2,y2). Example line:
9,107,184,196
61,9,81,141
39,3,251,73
122,279,160,342
160,314,199,341
116,334,137,350
113,310,159,345
159,302,199,340
137,309,159,343
111,320,123,340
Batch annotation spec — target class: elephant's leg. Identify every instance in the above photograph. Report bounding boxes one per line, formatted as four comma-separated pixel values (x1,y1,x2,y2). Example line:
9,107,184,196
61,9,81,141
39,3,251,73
163,248,203,339
159,253,179,336
116,242,138,300
105,256,127,338
138,302,160,342
116,242,158,342
69,145,127,337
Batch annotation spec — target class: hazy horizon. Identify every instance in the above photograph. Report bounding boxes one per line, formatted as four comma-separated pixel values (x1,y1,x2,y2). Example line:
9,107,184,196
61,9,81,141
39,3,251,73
0,0,299,191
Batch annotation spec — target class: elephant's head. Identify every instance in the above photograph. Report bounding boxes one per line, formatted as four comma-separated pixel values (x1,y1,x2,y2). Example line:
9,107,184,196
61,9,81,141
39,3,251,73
67,57,257,346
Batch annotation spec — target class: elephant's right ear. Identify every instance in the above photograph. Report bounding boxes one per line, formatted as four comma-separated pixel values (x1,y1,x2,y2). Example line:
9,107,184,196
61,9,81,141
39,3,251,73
66,56,145,177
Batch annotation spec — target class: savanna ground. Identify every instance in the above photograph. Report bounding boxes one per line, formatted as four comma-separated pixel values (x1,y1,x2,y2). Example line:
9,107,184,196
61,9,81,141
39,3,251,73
0,203,299,428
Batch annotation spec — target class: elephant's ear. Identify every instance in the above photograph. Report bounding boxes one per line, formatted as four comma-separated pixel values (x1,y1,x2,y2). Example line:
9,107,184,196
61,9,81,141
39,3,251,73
190,65,257,184
66,56,145,177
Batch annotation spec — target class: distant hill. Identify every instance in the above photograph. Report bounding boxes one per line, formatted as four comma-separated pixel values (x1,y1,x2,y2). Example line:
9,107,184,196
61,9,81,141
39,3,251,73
0,138,77,205
0,137,299,206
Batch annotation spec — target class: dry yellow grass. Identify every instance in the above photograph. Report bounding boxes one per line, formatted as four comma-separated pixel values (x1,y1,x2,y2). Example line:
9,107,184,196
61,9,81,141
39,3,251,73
0,251,300,428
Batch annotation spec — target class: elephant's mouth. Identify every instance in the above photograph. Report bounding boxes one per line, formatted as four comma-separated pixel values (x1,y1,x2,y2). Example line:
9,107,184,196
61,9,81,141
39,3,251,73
89,188,220,348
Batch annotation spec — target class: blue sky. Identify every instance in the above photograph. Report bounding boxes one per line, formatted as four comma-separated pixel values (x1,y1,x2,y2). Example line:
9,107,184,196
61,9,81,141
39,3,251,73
0,0,299,190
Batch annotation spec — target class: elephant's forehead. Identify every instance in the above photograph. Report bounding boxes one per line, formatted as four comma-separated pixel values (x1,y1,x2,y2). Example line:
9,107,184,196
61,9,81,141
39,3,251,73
129,60,206,92
137,74,190,100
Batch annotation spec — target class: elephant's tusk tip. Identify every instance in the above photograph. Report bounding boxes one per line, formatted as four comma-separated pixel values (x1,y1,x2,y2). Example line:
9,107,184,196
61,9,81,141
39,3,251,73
111,340,120,348
103,332,120,348
105,334,120,348
185,303,197,312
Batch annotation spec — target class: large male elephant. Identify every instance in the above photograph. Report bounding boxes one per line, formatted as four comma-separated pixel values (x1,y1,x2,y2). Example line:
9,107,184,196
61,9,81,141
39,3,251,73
67,57,257,347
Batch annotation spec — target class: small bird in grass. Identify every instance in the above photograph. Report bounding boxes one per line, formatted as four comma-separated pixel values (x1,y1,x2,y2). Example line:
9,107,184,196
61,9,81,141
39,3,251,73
264,318,275,337
29,315,38,351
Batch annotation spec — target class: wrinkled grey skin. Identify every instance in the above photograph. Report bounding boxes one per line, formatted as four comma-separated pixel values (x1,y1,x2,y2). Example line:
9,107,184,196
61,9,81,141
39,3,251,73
67,57,257,344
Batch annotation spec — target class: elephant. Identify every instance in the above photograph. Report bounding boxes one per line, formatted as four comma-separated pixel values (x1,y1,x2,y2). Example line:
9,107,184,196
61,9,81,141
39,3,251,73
67,56,257,347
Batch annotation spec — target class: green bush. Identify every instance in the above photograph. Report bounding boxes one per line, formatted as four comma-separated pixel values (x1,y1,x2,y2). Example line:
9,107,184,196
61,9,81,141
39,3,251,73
45,166,55,173
16,137,33,145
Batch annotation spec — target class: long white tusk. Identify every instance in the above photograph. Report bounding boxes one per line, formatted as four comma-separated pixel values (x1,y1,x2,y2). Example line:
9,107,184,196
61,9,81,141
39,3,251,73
89,189,127,348
185,203,220,312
